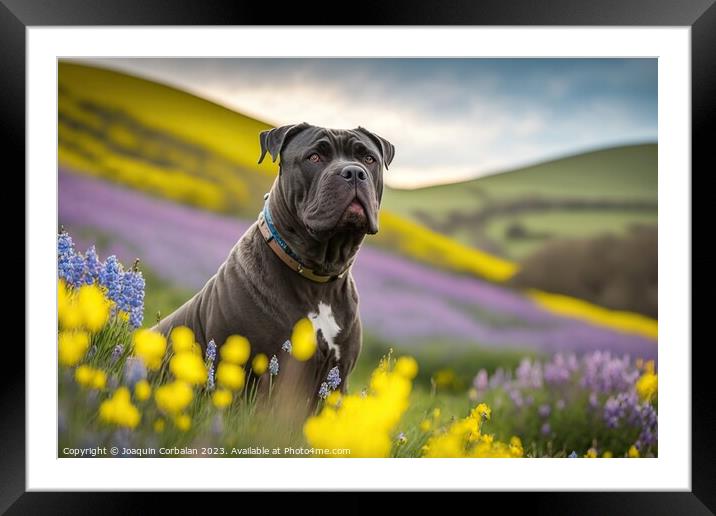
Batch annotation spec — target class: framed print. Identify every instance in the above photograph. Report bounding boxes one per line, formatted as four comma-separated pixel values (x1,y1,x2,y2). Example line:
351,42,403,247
7,0,711,511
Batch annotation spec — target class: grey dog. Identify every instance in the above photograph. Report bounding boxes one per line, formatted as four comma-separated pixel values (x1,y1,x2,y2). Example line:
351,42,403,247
155,123,394,401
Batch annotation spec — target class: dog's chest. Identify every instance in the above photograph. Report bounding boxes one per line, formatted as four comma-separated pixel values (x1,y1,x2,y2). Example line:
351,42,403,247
306,301,343,359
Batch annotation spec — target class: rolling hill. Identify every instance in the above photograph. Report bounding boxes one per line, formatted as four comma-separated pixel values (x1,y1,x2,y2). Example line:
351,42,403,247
58,61,515,282
383,144,658,260
57,61,657,338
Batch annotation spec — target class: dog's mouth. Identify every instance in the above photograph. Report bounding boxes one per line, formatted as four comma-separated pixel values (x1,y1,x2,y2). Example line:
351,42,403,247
304,188,379,240
345,198,366,218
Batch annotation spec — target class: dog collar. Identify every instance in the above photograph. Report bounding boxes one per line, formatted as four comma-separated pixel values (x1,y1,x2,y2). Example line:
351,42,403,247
257,200,349,283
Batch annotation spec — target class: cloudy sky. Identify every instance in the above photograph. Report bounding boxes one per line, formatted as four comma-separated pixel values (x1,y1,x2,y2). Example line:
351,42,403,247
92,58,657,189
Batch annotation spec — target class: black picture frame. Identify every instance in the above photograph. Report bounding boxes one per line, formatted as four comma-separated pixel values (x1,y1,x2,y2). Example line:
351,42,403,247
5,0,709,512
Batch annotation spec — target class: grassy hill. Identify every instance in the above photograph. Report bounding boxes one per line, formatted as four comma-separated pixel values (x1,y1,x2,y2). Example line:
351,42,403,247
383,144,657,260
58,61,515,282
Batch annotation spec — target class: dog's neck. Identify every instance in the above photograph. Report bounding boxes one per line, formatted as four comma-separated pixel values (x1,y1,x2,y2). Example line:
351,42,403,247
266,187,365,277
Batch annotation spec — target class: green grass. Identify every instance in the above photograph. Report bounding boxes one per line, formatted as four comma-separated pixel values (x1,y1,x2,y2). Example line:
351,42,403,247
484,210,658,260
382,144,657,260
384,144,657,217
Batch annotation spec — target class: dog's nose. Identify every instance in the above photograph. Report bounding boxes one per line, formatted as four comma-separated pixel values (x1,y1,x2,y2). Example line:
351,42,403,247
339,165,368,183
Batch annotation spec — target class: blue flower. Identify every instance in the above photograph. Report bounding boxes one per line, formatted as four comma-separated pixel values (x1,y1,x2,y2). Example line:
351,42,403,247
65,252,87,287
568,451,578,458
119,270,145,328
205,339,217,390
84,246,101,284
207,364,215,391
326,366,341,390
57,231,74,257
318,382,329,399
281,340,292,353
269,355,279,376
99,255,123,300
206,339,217,364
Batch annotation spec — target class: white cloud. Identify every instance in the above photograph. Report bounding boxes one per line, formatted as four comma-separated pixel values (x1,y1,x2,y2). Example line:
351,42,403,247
85,58,657,189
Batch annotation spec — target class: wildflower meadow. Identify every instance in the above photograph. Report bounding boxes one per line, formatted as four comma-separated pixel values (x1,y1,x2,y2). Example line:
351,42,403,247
58,230,657,458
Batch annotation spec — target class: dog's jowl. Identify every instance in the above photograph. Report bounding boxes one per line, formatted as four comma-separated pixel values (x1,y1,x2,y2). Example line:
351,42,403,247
155,123,394,406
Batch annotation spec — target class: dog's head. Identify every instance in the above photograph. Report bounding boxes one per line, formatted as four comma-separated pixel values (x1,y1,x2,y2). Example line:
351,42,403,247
258,123,394,240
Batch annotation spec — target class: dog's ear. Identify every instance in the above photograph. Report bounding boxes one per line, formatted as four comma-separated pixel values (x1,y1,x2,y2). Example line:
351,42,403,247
258,122,311,165
356,126,395,170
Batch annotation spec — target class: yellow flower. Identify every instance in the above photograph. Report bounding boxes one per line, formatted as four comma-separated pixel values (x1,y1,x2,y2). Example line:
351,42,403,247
432,408,441,420
91,369,107,390
77,284,111,332
212,389,232,409
325,390,342,407
303,359,414,457
644,360,655,374
252,353,268,375
394,356,418,379
419,419,433,433
220,335,250,365
132,329,167,370
421,405,522,458
584,447,598,458
153,419,165,433
432,368,457,390
602,450,613,458
628,445,640,458
154,380,193,414
134,379,152,401
170,326,195,353
58,330,90,366
216,362,245,391
291,318,316,361
636,372,658,403
75,365,106,389
174,414,191,431
98,387,141,429
509,436,524,458
170,352,207,385
75,365,95,387
58,280,82,329
473,403,491,421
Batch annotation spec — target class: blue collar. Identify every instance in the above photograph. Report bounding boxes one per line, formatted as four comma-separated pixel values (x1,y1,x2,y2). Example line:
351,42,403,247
258,198,350,283
262,200,304,265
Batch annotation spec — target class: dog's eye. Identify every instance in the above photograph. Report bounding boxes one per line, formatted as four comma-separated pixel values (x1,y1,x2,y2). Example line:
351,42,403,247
364,155,376,165
308,153,321,163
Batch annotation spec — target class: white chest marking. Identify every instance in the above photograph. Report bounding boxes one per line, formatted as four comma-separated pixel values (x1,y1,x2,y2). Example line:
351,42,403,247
308,302,342,360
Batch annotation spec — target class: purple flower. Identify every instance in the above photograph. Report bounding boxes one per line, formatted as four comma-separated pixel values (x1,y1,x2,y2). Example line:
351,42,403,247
326,366,341,390
473,369,489,391
516,358,543,389
541,422,551,436
538,404,551,418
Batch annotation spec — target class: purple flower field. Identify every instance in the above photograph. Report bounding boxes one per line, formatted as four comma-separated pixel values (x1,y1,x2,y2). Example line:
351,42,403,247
59,169,656,359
